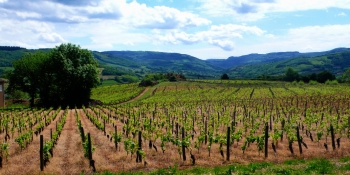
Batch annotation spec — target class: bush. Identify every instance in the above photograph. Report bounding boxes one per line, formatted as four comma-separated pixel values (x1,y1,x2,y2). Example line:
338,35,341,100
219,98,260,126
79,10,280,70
298,81,305,85
325,80,338,85
309,80,318,85
292,80,298,85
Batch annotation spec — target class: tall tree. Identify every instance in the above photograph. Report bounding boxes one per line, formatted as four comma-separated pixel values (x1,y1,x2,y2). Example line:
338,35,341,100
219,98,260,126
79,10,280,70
284,68,299,82
316,70,335,83
221,73,229,80
47,43,99,108
7,52,49,107
7,43,99,108
342,68,350,83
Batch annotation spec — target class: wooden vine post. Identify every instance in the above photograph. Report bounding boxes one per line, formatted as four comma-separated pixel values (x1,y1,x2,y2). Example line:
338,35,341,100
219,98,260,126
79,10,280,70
205,120,208,144
264,123,268,158
87,133,95,172
182,127,186,161
50,128,52,140
80,127,85,142
226,126,230,161
296,125,302,155
104,119,106,136
40,135,43,171
114,126,118,150
330,124,336,150
136,131,142,163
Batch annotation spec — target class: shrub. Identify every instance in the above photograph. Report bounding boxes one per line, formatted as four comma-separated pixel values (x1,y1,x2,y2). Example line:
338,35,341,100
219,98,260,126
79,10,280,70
309,80,318,85
325,80,338,85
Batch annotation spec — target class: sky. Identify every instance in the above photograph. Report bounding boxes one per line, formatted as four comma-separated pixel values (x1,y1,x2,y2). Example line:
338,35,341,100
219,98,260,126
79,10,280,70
0,0,350,59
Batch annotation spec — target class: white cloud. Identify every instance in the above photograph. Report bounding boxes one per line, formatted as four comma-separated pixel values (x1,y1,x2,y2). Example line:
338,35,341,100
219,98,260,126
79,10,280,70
196,0,350,21
121,2,211,29
0,0,210,29
39,33,65,43
154,24,264,51
0,0,212,49
208,40,235,51
337,12,347,16
224,24,350,58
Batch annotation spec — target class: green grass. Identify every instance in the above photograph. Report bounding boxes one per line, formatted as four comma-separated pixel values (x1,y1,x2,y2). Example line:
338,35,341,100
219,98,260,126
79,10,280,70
86,157,350,175
99,80,120,87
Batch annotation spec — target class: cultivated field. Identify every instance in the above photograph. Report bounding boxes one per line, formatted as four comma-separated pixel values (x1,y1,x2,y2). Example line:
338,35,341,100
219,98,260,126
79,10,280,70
1,80,350,174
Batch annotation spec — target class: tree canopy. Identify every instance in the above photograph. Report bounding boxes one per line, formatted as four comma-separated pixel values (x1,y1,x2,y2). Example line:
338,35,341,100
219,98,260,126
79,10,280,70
284,68,300,82
342,68,350,83
221,73,229,80
7,43,99,108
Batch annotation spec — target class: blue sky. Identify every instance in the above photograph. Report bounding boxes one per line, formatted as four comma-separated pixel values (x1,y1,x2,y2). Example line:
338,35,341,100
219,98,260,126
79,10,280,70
0,0,350,59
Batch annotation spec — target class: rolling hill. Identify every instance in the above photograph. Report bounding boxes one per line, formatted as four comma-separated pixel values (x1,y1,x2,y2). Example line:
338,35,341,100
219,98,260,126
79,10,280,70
0,48,223,79
1,46,350,80
227,50,350,78
205,48,350,69
99,51,222,77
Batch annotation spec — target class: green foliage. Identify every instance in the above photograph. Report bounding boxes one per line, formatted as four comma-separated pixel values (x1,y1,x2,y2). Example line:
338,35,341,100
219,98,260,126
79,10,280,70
305,158,334,174
316,70,335,83
220,73,229,80
7,43,99,108
309,80,318,85
284,68,300,82
91,83,145,104
115,75,139,83
6,89,29,101
0,142,9,161
342,68,350,83
83,134,95,157
14,130,33,150
325,80,338,85
139,73,186,87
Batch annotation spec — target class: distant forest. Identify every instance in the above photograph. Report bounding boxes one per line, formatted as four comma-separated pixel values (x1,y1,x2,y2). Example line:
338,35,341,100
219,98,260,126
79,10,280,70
0,46,25,51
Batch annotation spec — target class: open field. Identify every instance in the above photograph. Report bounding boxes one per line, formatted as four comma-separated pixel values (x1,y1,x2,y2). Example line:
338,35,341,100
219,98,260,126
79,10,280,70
1,80,350,174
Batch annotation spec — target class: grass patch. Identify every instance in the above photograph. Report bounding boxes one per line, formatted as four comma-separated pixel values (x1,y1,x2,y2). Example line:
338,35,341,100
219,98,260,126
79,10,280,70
100,79,119,87
86,157,350,175
340,157,350,163
305,158,334,174
283,159,306,165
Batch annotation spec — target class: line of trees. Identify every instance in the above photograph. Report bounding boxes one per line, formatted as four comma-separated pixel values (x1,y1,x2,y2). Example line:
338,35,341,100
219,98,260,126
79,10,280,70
6,43,99,108
139,73,186,86
257,68,345,83
284,68,336,83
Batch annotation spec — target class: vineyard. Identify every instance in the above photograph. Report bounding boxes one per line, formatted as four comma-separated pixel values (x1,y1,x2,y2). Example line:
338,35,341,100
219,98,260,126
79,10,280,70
1,80,350,174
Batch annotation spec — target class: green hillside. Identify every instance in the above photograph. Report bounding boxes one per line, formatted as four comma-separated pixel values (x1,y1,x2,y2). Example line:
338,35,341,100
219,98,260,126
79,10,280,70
0,48,223,79
1,46,350,80
206,48,350,69
227,50,350,78
102,51,222,78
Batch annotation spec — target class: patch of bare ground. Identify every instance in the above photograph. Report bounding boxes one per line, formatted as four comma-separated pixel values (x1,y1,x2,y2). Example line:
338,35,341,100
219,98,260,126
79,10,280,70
78,109,141,173
0,110,65,175
44,109,91,174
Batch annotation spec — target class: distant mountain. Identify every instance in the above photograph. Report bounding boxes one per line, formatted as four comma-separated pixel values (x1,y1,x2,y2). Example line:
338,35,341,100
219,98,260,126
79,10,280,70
98,51,222,77
227,50,350,78
1,46,349,79
206,48,350,69
0,48,223,78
